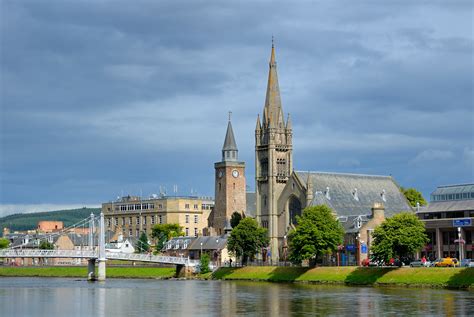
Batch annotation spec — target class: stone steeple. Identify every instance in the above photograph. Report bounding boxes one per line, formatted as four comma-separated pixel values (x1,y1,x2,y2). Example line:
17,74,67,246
262,41,285,129
222,114,238,162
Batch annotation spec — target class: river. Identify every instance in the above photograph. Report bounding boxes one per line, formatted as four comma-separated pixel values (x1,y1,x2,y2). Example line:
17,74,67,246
1,278,473,316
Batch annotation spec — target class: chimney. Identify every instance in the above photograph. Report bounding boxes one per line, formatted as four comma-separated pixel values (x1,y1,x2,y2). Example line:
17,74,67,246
372,202,385,220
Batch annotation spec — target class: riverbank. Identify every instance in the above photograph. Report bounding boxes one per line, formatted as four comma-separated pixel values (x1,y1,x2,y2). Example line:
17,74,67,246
0,266,175,279
211,266,474,290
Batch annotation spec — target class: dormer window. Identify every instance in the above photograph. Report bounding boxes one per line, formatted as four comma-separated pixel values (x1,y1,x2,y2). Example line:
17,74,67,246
355,216,362,229
381,189,386,202
352,188,359,201
325,187,331,200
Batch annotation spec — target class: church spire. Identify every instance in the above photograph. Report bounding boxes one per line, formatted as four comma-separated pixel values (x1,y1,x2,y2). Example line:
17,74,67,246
263,39,285,128
222,112,238,162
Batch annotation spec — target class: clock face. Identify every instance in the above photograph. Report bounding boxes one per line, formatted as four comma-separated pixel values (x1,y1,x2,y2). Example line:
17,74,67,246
232,170,239,178
218,171,223,178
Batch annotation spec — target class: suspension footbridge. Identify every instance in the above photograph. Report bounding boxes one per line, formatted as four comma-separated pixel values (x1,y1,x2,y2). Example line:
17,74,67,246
0,213,198,280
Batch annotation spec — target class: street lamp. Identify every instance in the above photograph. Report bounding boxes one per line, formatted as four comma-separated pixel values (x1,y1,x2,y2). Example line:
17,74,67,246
457,227,462,262
356,233,361,266
200,242,203,258
283,235,288,266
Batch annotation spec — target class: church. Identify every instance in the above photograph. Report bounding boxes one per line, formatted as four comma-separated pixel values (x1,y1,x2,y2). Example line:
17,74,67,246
211,42,413,263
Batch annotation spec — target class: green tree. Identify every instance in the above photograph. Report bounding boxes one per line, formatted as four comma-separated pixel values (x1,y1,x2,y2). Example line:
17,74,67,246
230,212,242,228
199,253,211,274
288,205,344,266
136,232,150,253
39,240,54,250
371,212,428,262
227,218,269,265
401,187,427,207
0,238,9,249
151,223,184,251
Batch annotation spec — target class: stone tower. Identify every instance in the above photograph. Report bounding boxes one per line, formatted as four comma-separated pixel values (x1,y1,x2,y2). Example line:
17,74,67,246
255,42,293,259
214,115,246,235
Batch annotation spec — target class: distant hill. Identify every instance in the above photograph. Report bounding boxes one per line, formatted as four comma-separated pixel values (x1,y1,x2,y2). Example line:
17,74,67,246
0,207,101,235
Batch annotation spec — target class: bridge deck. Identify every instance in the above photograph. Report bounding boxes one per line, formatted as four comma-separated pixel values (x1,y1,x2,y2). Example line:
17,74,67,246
0,249,198,266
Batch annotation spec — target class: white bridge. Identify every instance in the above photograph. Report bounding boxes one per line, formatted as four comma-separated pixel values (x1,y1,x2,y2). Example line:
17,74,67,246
0,213,197,280
0,249,197,266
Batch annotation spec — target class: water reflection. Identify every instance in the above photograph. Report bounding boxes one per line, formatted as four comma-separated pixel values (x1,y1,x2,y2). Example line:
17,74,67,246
0,278,473,316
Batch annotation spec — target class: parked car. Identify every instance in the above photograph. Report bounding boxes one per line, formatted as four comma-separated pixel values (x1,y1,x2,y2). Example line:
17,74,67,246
409,259,430,267
460,259,474,268
434,257,459,267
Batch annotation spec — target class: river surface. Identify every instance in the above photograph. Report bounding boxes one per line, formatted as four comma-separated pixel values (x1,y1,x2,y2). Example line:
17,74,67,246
1,277,473,316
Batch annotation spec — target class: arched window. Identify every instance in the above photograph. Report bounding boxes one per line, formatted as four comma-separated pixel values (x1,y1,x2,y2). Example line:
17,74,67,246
289,196,302,225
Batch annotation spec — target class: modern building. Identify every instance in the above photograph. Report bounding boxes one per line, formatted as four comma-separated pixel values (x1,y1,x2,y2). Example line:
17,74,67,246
417,184,474,260
102,195,214,239
253,43,413,261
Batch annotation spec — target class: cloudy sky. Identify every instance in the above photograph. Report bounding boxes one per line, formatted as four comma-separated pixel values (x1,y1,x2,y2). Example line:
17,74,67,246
1,0,473,216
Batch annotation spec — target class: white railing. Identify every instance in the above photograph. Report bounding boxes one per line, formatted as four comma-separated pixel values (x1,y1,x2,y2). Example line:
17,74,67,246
0,249,199,266
0,249,97,259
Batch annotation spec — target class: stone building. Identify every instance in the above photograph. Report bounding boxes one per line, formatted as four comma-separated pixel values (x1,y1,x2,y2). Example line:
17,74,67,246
253,43,413,261
102,195,213,239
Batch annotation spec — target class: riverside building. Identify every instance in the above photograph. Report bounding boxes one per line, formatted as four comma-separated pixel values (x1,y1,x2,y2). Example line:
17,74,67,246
417,184,474,260
102,195,213,239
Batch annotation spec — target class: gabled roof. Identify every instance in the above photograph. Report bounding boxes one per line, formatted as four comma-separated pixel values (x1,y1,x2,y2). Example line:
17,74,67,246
295,171,412,217
423,200,474,213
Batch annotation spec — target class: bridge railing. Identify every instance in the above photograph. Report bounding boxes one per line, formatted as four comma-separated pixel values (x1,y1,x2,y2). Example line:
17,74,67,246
0,249,98,259
106,252,199,266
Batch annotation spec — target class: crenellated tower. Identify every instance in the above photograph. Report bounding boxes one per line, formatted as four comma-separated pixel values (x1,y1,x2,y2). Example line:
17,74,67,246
255,42,293,259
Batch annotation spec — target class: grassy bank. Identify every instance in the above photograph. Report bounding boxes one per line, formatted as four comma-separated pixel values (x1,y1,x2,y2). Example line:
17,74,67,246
212,266,474,289
0,266,176,279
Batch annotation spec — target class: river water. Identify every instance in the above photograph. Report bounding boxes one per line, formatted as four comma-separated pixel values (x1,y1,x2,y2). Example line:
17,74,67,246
1,278,473,316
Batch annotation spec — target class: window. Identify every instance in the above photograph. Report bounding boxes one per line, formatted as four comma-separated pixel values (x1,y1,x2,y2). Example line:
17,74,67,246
194,228,198,237
158,204,163,209
127,205,134,211
129,217,132,225
142,203,148,210
185,215,190,224
151,215,155,225
135,204,141,210
194,204,198,210
107,218,111,227
185,228,189,236
194,215,198,224
159,215,163,224
149,204,154,209
129,229,133,237
122,217,125,226
185,204,190,209
143,216,147,225
120,205,127,211
114,217,118,226
136,216,140,225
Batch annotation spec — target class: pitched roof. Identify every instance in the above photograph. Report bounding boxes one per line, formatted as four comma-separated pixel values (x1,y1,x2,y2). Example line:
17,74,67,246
222,120,238,151
431,184,474,196
423,200,474,213
295,171,412,217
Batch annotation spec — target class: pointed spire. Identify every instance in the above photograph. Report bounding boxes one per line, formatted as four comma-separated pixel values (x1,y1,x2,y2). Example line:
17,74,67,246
286,113,292,130
222,114,238,162
256,114,261,131
262,39,285,128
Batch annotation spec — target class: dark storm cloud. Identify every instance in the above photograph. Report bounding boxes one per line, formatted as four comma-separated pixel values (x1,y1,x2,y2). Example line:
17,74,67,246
0,0,472,214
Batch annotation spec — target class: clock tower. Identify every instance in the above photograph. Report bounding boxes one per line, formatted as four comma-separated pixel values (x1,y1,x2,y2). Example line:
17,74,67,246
213,115,246,235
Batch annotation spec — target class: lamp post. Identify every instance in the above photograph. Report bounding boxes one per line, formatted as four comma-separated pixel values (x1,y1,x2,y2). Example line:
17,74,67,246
356,233,361,267
283,235,288,266
457,227,462,262
200,242,203,258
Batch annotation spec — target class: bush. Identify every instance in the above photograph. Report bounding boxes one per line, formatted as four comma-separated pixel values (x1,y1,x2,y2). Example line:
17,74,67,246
200,253,211,274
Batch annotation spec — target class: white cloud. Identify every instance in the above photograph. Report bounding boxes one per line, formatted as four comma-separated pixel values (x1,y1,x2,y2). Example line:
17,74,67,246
410,149,455,164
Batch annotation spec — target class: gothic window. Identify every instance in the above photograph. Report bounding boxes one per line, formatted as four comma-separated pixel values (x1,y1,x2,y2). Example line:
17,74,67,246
277,158,287,177
289,196,302,226
264,195,267,207
261,158,268,177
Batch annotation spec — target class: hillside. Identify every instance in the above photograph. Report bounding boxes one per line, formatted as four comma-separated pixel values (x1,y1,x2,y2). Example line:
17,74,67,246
0,208,101,235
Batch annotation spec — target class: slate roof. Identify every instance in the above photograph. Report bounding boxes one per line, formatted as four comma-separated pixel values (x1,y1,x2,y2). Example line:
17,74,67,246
222,120,238,151
338,215,370,233
423,200,474,213
188,235,228,251
295,171,412,217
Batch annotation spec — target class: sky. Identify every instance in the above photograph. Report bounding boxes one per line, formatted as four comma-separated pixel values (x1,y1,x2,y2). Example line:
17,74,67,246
1,0,473,216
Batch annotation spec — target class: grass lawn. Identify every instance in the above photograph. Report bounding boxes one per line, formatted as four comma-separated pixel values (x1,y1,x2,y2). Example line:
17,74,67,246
212,266,474,289
0,266,176,279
